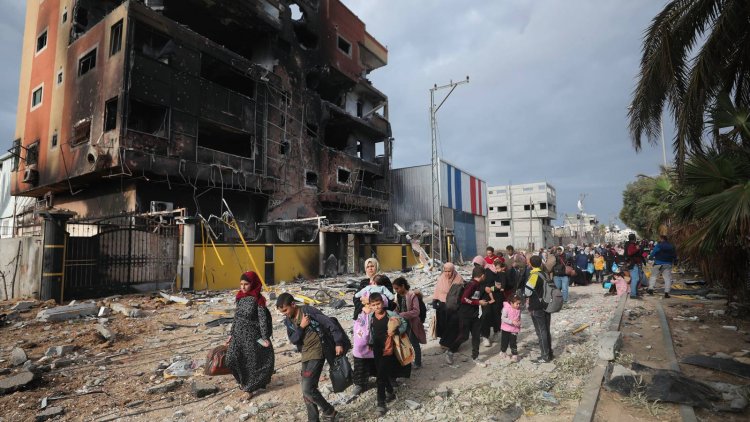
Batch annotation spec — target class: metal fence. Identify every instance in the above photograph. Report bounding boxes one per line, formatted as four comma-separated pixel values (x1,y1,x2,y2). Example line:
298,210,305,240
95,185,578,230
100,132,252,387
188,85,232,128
63,215,180,300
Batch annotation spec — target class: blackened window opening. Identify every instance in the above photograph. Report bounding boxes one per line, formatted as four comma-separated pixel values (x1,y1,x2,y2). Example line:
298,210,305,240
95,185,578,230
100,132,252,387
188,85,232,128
78,49,97,76
201,55,256,98
337,36,351,55
37,30,47,52
110,20,123,56
104,97,118,131
305,171,318,187
337,168,351,184
72,119,92,145
197,119,253,158
128,100,168,138
26,142,39,165
133,23,173,65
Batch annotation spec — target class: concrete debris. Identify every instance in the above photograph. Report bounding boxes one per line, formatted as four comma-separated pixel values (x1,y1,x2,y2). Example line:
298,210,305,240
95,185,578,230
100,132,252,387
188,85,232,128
191,381,218,398
159,292,192,305
45,345,75,358
51,358,75,369
0,370,40,395
95,324,114,341
598,331,623,361
11,347,28,366
722,325,738,331
404,399,421,410
98,307,112,317
611,364,636,380
34,406,64,422
111,303,147,318
146,379,182,394
36,303,98,322
11,301,36,312
239,413,250,421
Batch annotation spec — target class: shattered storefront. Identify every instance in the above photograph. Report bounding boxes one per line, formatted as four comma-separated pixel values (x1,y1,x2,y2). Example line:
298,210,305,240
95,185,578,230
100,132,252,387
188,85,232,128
384,160,488,263
9,0,398,296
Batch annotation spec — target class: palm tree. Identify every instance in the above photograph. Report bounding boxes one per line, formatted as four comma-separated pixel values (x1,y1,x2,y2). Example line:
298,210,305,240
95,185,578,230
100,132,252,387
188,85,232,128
628,0,750,171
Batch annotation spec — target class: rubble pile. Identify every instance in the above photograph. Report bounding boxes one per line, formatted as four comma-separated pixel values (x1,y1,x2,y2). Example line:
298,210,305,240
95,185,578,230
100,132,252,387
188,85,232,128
0,268,624,421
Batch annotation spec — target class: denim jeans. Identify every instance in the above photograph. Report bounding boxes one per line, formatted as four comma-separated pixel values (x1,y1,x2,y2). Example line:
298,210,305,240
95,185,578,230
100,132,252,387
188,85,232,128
530,309,552,361
648,264,673,293
630,265,642,297
553,276,569,302
300,359,334,421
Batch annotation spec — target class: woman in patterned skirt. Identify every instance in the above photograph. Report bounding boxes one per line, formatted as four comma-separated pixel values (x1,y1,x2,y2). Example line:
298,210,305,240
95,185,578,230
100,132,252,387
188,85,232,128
226,271,275,398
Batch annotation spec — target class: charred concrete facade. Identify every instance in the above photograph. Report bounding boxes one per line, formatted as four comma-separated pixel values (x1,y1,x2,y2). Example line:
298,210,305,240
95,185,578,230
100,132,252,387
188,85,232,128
11,0,391,241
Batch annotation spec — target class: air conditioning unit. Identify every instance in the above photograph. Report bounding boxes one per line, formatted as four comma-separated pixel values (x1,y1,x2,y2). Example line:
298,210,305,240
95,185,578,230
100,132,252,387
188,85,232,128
22,168,39,184
150,201,174,213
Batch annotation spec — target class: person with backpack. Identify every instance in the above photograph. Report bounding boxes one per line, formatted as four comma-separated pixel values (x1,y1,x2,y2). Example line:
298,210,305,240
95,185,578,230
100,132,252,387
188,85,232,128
551,249,570,304
276,293,348,422
393,277,426,369
647,235,677,298
624,233,645,299
446,266,488,366
525,255,558,363
432,262,464,352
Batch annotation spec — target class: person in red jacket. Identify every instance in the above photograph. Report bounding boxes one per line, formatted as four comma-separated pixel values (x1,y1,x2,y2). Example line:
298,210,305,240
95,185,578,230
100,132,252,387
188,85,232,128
484,246,503,265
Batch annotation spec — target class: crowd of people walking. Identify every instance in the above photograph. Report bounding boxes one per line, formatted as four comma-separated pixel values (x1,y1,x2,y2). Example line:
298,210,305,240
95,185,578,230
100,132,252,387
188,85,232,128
222,235,675,421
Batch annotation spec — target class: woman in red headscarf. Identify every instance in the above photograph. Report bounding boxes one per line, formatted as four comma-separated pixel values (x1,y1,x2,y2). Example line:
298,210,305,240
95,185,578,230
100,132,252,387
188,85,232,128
225,271,275,398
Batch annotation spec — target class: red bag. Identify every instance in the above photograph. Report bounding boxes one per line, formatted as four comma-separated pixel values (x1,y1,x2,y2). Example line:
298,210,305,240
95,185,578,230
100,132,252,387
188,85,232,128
383,335,394,356
205,345,232,376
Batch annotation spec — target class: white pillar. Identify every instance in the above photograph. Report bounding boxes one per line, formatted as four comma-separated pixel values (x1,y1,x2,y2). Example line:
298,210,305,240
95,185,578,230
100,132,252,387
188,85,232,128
319,231,326,277
181,220,196,290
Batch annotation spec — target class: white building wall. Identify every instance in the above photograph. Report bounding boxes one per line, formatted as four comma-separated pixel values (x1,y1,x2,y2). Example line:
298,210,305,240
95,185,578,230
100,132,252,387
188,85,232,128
486,182,557,251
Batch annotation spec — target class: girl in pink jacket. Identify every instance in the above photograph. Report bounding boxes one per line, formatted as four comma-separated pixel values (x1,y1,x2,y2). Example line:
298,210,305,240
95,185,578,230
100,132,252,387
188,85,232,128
500,295,522,362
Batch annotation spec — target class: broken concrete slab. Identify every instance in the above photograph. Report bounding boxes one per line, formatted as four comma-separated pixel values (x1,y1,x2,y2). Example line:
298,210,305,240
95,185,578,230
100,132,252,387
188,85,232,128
51,358,75,369
98,307,112,317
147,379,182,394
610,364,636,380
159,292,192,305
11,301,36,312
598,331,623,361
0,370,40,395
11,347,28,366
35,406,64,422
36,303,98,322
95,324,114,341
111,303,146,318
191,380,219,398
45,345,75,357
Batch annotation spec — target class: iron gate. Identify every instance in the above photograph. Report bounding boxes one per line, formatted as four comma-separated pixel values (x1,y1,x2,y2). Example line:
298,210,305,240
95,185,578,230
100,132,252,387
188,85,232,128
63,216,180,300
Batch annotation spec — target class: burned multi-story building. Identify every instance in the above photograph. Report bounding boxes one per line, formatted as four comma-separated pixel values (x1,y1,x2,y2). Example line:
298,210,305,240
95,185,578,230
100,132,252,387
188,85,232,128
11,0,391,241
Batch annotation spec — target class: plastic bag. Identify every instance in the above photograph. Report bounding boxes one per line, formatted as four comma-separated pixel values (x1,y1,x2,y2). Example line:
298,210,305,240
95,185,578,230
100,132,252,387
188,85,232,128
165,358,205,378
393,333,415,366
329,355,353,393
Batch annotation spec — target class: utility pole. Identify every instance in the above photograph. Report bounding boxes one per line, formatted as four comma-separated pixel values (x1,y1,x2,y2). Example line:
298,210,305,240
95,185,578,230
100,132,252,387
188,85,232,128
577,193,587,246
528,196,533,251
430,76,469,265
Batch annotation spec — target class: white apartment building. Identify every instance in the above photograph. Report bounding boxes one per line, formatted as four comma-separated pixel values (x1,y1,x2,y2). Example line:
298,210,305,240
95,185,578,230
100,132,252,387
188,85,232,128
487,182,557,251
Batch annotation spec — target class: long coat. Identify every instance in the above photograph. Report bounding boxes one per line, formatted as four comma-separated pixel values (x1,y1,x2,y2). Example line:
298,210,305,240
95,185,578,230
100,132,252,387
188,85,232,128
396,291,427,344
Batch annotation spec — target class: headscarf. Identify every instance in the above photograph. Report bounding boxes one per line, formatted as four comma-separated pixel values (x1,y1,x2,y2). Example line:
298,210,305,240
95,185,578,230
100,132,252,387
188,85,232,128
237,271,266,307
433,262,464,302
364,257,380,284
473,255,497,273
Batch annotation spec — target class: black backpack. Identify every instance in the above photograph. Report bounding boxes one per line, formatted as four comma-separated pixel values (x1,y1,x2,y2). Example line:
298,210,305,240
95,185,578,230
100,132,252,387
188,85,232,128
418,295,427,323
445,282,465,312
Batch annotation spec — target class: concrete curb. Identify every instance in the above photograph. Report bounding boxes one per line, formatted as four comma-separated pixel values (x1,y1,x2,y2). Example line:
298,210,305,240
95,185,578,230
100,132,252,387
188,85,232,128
655,301,698,422
572,293,628,422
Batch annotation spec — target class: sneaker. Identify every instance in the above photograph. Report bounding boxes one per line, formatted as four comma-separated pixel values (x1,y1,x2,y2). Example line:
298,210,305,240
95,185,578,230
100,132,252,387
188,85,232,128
413,363,422,370
510,355,519,362
444,351,454,365
473,358,486,367
376,406,387,416
498,351,508,360
664,293,671,299
350,385,364,397
647,289,654,296
482,337,492,347
491,332,500,342
533,357,551,364
386,392,396,403
322,410,339,422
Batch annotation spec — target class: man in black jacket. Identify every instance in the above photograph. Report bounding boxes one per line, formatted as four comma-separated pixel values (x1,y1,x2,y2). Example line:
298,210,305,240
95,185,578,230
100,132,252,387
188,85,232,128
277,293,345,422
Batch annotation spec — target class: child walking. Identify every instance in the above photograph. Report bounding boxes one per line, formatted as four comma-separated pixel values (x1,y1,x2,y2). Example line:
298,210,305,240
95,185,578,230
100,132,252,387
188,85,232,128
500,295,522,362
368,292,407,417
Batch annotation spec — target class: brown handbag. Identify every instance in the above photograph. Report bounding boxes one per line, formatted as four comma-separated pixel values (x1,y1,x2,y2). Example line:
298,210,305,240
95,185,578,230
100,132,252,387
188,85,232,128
393,333,416,366
565,265,576,277
383,335,394,356
205,345,232,376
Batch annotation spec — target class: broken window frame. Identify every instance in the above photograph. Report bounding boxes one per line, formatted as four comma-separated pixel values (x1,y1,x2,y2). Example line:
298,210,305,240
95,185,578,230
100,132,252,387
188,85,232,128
337,35,352,57
109,19,123,56
78,47,97,77
56,69,63,86
337,167,352,185
305,171,318,188
127,99,169,139
51,132,58,148
26,140,40,166
36,28,48,55
30,84,44,111
71,118,92,146
104,97,118,132
10,139,20,171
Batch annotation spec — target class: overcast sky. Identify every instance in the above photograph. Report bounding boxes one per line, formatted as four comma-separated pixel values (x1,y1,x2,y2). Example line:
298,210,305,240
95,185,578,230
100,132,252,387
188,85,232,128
0,0,672,228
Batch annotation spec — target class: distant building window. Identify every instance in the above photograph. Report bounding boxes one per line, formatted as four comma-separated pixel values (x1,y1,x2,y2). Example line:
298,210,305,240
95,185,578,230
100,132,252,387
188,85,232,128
104,97,118,131
31,85,43,109
57,70,63,85
62,7,68,23
538,185,546,190
540,202,547,209
501,220,510,226
110,20,123,56
524,204,535,211
72,118,92,146
495,232,509,238
337,35,351,56
498,206,508,212
337,168,351,184
36,29,48,53
305,171,318,187
51,132,58,147
489,206,494,211
498,189,507,193
26,141,39,165
488,191,493,195
490,220,496,225
523,187,533,192
356,101,363,118
78,48,97,76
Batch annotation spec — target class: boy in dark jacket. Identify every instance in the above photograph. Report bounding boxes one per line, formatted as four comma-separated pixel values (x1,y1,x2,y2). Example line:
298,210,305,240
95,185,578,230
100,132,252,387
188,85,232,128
277,293,345,422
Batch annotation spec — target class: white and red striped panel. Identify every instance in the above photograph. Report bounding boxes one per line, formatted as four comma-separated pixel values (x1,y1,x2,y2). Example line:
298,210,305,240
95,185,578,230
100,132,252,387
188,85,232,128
441,161,487,216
